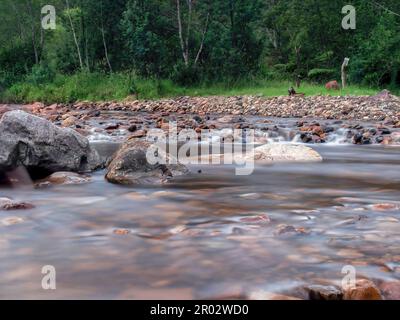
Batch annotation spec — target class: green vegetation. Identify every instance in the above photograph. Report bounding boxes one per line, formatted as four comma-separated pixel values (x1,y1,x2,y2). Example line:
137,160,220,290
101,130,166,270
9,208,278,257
0,72,382,103
0,0,399,103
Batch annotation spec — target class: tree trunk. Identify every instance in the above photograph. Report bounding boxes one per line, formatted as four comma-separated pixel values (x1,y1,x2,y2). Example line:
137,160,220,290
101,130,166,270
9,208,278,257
100,1,112,73
341,58,350,89
194,12,210,66
26,0,39,64
65,0,84,70
176,0,188,66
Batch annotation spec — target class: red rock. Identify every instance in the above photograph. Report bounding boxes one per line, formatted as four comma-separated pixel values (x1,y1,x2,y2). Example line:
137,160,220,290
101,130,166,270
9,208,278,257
325,80,340,90
240,214,271,224
343,279,382,300
371,203,399,211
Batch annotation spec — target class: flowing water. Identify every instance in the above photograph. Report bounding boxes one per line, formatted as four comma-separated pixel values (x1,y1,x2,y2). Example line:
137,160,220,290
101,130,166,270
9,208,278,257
1,117,400,299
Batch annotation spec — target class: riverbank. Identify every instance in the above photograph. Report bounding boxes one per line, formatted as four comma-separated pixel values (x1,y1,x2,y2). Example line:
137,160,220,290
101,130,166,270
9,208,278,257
2,91,400,147
0,73,385,104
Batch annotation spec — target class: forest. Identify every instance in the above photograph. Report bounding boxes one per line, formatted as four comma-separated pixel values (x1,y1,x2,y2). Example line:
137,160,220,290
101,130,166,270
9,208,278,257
0,0,399,102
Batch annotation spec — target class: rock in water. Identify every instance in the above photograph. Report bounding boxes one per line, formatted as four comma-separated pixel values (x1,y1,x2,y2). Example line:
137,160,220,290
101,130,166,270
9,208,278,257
248,144,323,162
307,285,343,300
343,279,383,300
106,140,188,185
35,172,91,187
0,111,101,175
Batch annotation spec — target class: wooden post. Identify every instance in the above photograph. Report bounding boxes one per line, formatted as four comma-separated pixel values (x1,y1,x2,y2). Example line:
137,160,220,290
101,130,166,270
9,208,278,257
341,58,350,89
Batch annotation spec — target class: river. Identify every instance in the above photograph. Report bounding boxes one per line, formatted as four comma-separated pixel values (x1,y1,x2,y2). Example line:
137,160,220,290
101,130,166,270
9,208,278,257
1,111,400,299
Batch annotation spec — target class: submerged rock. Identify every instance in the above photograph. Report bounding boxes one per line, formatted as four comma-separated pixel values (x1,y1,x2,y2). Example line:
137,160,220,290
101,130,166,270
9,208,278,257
248,144,323,162
0,111,101,176
35,171,91,187
106,139,189,185
0,197,34,211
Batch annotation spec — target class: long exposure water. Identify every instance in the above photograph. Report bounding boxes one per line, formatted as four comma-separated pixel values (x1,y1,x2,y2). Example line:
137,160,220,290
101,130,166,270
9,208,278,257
1,118,400,299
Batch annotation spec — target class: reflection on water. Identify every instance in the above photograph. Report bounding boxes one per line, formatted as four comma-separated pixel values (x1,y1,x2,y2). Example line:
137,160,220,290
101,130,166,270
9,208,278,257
0,145,400,299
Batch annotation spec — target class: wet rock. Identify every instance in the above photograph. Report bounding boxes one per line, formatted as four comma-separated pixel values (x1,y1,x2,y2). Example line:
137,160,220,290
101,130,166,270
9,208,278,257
274,224,307,236
375,136,384,144
371,203,399,211
0,111,101,174
0,197,34,211
106,140,189,185
61,115,78,127
249,144,322,162
127,124,137,132
240,214,271,224
307,285,343,300
113,229,131,235
380,128,391,135
129,129,147,139
1,216,25,226
105,124,120,130
36,172,91,187
379,281,400,300
343,279,383,300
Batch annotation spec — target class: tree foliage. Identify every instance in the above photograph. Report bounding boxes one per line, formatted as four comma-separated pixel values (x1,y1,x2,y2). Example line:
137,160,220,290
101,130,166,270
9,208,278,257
0,0,399,88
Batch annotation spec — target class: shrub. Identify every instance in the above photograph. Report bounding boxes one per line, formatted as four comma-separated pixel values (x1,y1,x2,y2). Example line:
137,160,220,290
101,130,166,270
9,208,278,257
307,68,337,83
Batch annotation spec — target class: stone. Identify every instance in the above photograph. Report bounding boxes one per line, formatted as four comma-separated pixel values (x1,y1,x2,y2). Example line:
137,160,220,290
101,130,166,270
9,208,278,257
0,197,34,211
36,171,91,187
0,111,101,175
343,279,383,300
380,281,400,300
128,124,137,132
371,203,399,211
325,80,340,90
248,144,323,162
307,285,343,300
106,139,189,185
274,224,307,236
61,116,78,127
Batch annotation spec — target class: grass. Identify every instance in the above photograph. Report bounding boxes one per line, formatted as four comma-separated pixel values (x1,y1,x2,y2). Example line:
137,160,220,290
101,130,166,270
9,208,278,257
0,72,392,104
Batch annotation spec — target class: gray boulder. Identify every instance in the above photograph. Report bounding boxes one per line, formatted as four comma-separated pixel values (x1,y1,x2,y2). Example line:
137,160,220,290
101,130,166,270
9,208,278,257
0,111,101,174
106,139,188,185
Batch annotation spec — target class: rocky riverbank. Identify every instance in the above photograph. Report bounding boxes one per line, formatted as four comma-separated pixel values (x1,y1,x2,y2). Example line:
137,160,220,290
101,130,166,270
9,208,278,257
3,92,400,146
4,90,399,120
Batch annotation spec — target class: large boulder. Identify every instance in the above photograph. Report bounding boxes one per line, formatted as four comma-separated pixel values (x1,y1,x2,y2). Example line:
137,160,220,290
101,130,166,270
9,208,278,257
247,143,323,163
106,139,189,185
0,110,101,175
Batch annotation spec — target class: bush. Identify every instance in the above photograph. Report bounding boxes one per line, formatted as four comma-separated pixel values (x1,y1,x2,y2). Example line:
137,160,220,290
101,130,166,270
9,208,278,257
26,64,55,86
171,63,201,86
307,68,337,83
